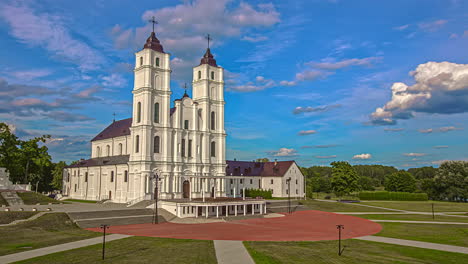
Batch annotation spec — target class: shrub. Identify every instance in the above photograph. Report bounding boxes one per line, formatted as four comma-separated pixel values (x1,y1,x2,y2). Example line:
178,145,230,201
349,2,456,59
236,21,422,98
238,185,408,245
359,191,428,201
245,188,273,199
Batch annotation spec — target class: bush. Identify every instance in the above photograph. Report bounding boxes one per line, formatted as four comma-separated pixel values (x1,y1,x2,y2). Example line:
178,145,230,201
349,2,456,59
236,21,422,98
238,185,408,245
324,196,331,200
359,191,428,201
245,188,272,199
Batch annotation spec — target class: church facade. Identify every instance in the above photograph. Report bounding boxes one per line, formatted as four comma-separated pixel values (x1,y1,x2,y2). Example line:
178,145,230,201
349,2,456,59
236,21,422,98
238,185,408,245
63,31,305,204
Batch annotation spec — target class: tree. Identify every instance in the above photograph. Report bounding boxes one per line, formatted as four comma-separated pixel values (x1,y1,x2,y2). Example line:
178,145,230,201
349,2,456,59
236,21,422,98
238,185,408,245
255,158,269,162
51,161,67,190
330,161,361,198
358,176,377,191
433,161,468,201
385,171,417,192
408,166,437,180
0,123,22,181
354,165,398,186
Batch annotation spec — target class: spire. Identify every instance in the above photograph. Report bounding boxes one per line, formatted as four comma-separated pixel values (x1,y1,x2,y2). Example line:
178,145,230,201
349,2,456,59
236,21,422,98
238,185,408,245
143,16,164,53
182,83,189,98
200,34,217,67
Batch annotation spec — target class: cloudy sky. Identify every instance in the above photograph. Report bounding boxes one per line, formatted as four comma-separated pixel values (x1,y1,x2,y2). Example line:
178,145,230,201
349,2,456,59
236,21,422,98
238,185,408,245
1,0,467,168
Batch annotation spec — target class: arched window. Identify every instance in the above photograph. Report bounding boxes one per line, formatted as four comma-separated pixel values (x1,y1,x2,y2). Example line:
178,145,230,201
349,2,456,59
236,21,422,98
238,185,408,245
154,136,160,153
137,102,141,123
198,71,201,80
211,71,214,80
211,141,216,157
110,171,114,182
140,57,143,66
106,145,110,156
135,135,140,153
118,143,123,155
155,57,160,67
124,170,128,182
210,111,215,130
154,103,159,123
96,147,101,157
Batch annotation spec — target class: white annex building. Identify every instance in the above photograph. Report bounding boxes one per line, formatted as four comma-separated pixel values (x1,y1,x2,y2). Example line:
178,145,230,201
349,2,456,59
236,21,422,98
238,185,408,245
63,29,305,217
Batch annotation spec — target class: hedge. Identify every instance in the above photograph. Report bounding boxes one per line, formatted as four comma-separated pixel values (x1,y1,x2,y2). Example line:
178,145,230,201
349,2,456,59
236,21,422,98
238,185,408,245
359,191,428,201
245,188,273,199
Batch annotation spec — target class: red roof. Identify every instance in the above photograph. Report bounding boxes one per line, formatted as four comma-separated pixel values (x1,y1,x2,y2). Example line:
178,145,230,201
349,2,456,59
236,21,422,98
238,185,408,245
143,32,164,53
91,118,132,142
226,160,296,177
200,48,217,67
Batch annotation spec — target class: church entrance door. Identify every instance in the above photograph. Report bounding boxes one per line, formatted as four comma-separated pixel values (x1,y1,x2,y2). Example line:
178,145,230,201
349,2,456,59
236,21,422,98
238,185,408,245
182,180,190,198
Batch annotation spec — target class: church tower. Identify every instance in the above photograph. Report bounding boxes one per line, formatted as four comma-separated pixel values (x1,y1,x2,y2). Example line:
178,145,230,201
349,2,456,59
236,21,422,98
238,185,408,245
192,37,226,177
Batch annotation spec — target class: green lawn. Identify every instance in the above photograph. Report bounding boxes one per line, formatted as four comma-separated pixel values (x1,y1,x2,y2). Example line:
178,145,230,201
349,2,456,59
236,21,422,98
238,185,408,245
16,192,61,205
0,211,37,224
360,201,468,212
244,239,467,264
16,236,217,264
300,200,394,212
308,192,360,200
0,213,100,256
350,213,468,223
0,193,7,206
64,199,98,204
376,222,468,247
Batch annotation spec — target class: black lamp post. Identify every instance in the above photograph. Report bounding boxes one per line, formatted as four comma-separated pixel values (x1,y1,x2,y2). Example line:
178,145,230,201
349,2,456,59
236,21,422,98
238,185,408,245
100,224,109,260
336,224,345,256
286,177,291,214
151,172,159,224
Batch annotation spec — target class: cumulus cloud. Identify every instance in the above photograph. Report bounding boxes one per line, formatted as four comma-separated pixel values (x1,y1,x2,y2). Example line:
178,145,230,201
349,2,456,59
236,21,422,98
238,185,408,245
370,61,468,125
353,153,372,160
268,148,298,157
403,153,427,157
298,130,317,136
0,3,105,71
293,104,341,115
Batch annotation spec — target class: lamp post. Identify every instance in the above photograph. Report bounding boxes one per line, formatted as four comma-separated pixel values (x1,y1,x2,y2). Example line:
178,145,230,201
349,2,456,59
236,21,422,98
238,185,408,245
150,172,159,224
286,177,291,214
100,224,109,260
336,224,345,256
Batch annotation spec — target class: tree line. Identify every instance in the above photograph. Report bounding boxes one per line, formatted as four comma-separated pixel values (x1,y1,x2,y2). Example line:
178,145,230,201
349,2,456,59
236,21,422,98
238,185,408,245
0,123,66,192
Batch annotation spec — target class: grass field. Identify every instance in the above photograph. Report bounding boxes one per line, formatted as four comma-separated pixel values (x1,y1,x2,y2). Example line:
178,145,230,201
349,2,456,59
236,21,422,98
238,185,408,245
0,194,7,206
375,222,468,247
244,239,467,264
16,192,61,205
16,236,217,264
360,201,468,212
0,212,37,225
300,200,394,212
64,199,98,203
350,213,468,223
0,213,100,256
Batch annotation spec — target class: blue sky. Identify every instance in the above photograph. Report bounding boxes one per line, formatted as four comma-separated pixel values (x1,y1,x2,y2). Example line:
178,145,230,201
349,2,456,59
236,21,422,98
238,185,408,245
1,0,467,168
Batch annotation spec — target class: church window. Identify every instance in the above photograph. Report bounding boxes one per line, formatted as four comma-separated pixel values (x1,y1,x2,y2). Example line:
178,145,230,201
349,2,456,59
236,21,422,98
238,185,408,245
211,71,214,80
184,120,189,129
154,103,160,123
118,143,123,155
296,179,298,184
140,57,143,66
296,189,298,194
230,179,233,184
135,135,140,153
181,139,186,157
250,179,253,184
74,184,77,192
155,57,160,67
210,111,215,130
240,179,243,184
198,71,201,80
210,141,216,157
106,145,110,156
85,172,88,183
110,171,114,182
230,189,233,195
211,87,215,98
96,147,101,157
124,171,128,182
271,179,274,184
137,102,141,123
154,136,160,153
188,140,192,157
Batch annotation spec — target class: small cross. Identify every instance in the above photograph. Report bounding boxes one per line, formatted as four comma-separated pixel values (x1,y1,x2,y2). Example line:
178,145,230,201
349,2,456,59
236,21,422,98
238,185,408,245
183,83,188,96
112,112,116,122
148,16,158,33
205,34,212,49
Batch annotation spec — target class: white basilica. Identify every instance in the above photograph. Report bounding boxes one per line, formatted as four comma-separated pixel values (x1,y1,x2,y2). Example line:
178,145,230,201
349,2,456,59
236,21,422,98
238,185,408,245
63,29,305,210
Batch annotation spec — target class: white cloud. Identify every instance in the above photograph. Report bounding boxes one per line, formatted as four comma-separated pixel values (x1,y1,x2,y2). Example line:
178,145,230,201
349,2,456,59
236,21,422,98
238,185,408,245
353,153,372,160
228,75,275,92
268,148,298,157
306,57,382,70
293,104,341,115
101,74,127,88
241,35,268,42
298,130,317,136
439,126,462,132
403,153,427,157
295,70,331,81
418,128,433,134
418,19,448,32
370,61,468,125
7,69,53,81
393,24,409,31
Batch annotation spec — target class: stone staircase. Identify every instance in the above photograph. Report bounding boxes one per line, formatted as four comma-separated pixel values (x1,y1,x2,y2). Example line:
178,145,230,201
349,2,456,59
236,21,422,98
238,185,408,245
266,200,308,213
1,191,24,206
67,208,166,228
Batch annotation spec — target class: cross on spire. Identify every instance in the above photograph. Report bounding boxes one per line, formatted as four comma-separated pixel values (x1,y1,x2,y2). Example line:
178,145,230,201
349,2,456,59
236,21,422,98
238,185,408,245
112,112,116,123
148,16,158,33
205,34,212,49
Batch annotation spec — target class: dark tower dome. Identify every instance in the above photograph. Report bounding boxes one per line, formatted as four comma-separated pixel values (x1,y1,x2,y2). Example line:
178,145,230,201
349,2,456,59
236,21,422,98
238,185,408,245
143,32,164,53
200,48,217,67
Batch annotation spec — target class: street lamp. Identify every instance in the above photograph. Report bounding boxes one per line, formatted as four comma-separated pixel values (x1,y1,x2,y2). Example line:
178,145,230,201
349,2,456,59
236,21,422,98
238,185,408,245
336,224,345,256
150,172,160,224
286,177,291,214
100,224,109,260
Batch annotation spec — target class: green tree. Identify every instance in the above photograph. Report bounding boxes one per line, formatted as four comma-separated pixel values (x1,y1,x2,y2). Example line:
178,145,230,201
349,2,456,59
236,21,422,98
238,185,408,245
408,166,437,180
434,161,468,201
385,171,417,192
19,135,51,183
51,161,67,190
255,158,270,162
330,161,361,198
358,176,376,191
0,123,22,181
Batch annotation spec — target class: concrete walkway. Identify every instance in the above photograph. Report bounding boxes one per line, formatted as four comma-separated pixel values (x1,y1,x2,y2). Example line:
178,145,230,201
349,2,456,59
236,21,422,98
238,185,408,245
356,236,468,254
370,219,468,225
214,240,255,264
0,234,132,264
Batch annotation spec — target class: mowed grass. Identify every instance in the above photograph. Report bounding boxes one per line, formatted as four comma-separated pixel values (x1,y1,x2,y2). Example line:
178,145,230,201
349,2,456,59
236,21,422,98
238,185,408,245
0,211,37,224
0,213,100,256
350,213,468,223
300,200,394,212
16,236,217,264
244,239,467,264
376,222,468,247
360,201,468,212
16,192,61,205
